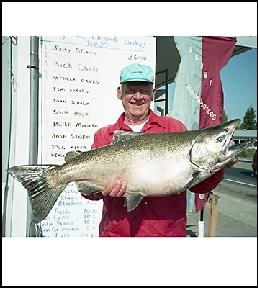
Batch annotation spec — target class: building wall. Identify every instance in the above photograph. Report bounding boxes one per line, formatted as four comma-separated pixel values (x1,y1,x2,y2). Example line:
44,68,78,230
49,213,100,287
2,37,31,236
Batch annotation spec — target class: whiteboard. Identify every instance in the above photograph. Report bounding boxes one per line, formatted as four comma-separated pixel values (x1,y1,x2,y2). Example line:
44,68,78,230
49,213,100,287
38,36,156,237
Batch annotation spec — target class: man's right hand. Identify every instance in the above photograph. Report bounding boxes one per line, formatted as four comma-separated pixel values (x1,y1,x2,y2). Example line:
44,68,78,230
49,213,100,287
102,179,127,197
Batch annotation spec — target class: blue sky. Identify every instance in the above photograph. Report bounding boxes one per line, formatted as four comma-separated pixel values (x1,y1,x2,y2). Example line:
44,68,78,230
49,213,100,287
221,48,257,121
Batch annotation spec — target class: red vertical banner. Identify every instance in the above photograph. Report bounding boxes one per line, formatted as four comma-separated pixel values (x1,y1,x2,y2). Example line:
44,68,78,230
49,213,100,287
194,36,236,212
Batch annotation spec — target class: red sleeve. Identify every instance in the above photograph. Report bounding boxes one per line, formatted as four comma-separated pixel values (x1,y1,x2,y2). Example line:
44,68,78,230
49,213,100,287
190,169,224,194
91,126,112,149
166,117,187,133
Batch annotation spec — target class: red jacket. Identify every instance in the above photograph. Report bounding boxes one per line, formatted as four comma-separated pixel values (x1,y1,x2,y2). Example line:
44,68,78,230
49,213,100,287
82,110,224,237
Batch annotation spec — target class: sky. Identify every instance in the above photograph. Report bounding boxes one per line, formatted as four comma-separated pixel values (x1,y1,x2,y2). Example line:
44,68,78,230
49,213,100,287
221,48,257,121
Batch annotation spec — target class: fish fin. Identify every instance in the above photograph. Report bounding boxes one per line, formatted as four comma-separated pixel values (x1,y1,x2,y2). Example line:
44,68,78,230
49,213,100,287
8,165,66,223
74,180,102,194
184,171,201,190
112,130,143,143
65,150,83,162
125,193,144,212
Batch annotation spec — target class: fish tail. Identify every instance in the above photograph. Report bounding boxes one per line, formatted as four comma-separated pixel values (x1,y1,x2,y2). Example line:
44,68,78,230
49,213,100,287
8,165,67,223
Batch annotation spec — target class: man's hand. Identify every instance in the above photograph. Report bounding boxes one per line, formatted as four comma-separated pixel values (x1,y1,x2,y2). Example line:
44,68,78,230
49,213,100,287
102,179,127,197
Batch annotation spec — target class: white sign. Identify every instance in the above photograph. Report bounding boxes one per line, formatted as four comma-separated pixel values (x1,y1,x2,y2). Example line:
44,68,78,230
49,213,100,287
38,36,156,237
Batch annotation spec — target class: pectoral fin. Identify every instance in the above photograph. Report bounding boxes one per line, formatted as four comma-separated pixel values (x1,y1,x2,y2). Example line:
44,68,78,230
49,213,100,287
125,193,144,212
74,181,102,194
183,171,201,190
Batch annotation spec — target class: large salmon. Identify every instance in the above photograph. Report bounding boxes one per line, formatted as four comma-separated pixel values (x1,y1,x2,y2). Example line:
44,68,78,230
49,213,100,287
8,119,254,222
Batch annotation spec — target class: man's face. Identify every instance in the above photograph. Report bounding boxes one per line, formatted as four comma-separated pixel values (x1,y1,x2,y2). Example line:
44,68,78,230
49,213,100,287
119,82,154,121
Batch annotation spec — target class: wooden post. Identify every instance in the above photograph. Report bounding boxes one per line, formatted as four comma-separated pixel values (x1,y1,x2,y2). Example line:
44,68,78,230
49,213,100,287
208,193,219,237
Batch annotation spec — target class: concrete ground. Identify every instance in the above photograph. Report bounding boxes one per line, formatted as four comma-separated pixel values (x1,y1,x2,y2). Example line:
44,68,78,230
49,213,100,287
186,158,257,237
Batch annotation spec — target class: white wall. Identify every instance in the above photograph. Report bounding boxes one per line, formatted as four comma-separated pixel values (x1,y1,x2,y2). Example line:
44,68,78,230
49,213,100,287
2,36,12,235
2,36,156,237
2,37,31,236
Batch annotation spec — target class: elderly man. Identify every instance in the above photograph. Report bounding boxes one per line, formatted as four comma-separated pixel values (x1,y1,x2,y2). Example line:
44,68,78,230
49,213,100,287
82,63,225,237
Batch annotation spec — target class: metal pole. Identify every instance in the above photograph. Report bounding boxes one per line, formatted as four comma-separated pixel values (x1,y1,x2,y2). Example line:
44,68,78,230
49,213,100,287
28,36,39,164
27,36,40,236
198,207,205,237
165,68,168,115
2,37,13,236
200,207,204,221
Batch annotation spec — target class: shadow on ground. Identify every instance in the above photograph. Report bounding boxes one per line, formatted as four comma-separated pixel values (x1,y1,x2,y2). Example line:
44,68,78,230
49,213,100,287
186,224,197,237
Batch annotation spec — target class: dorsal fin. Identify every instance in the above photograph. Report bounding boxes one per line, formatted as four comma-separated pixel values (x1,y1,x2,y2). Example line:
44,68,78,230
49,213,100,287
112,130,143,144
64,150,83,162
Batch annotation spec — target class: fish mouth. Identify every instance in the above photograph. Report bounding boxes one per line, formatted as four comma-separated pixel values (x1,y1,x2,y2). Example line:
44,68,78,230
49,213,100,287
222,135,234,156
214,119,254,167
221,119,241,156
221,138,256,162
228,139,256,154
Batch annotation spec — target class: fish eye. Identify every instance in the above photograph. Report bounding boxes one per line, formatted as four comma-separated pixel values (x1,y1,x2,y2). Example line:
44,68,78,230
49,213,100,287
216,136,225,143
